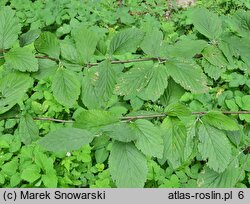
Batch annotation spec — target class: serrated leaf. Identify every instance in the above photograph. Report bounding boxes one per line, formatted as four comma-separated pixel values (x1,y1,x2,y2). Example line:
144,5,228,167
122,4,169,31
74,110,119,132
52,68,80,107
42,173,58,188
161,117,187,169
165,58,208,93
0,72,33,114
198,159,240,187
102,122,137,142
168,39,207,58
4,47,38,72
141,29,164,57
115,62,153,98
202,111,239,131
32,59,57,80
19,114,39,145
165,103,191,117
0,7,20,49
60,39,81,64
74,27,98,63
133,119,163,158
81,71,102,109
35,32,60,59
203,46,228,68
20,164,41,183
20,29,41,47
202,59,225,80
192,8,222,40
38,128,94,152
96,60,117,101
138,65,169,101
198,123,232,173
109,142,147,187
232,10,250,37
109,28,144,55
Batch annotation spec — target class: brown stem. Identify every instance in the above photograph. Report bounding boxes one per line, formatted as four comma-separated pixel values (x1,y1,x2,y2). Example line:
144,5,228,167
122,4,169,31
35,55,59,62
87,58,167,67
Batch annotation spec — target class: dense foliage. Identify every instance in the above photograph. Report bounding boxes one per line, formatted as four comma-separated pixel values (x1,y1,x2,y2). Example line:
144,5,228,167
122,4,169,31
0,0,250,188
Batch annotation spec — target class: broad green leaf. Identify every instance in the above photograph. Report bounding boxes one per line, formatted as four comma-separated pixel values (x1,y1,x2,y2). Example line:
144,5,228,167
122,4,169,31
203,46,228,68
164,103,191,117
38,128,95,152
20,29,41,47
191,8,222,40
109,28,144,55
0,72,33,114
168,39,207,58
52,68,81,107
4,47,38,72
165,59,208,93
32,59,57,80
198,160,240,187
35,32,60,59
138,65,169,101
202,59,225,80
0,7,20,49
202,111,239,131
42,173,58,188
109,142,147,187
115,62,153,98
232,10,250,37
198,123,232,173
102,122,137,142
133,119,163,158
96,60,117,101
161,117,187,169
21,164,41,183
60,39,81,64
73,27,98,63
1,157,18,176
236,95,250,110
141,29,164,57
81,71,102,109
19,114,39,145
74,110,119,131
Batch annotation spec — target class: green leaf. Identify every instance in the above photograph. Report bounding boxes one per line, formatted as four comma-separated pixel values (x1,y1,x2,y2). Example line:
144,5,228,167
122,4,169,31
141,29,164,57
164,103,191,117
73,27,98,63
0,72,33,114
168,39,207,58
20,29,41,47
202,111,239,131
109,142,147,187
138,65,169,101
4,47,38,72
1,157,18,176
236,95,250,110
81,71,102,109
165,59,208,93
19,114,39,145
202,59,225,80
42,173,58,188
60,39,81,64
191,8,222,40
74,110,119,131
0,7,20,49
35,32,60,59
38,128,95,153
115,62,153,98
203,46,228,68
95,60,117,101
161,117,187,169
21,164,41,183
198,123,232,173
198,159,240,187
52,68,80,107
232,10,250,37
133,119,163,158
32,59,57,80
109,28,144,55
102,122,137,142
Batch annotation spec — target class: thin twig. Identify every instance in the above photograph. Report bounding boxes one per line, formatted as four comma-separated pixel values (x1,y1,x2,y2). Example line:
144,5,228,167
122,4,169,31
35,55,59,62
87,58,167,67
33,117,74,123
